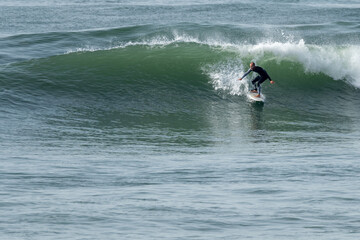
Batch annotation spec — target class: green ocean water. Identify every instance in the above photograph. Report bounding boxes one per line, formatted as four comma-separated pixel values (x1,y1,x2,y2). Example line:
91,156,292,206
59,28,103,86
1,1,360,239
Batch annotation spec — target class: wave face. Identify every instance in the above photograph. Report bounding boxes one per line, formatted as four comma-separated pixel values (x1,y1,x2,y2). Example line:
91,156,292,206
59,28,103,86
1,26,359,110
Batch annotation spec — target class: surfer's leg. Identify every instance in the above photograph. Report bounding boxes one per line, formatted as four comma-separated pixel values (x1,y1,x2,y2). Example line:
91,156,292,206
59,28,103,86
256,77,267,95
257,82,261,95
251,76,261,92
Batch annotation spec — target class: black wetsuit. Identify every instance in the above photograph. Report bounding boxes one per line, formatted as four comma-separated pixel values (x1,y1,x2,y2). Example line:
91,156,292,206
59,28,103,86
241,66,272,95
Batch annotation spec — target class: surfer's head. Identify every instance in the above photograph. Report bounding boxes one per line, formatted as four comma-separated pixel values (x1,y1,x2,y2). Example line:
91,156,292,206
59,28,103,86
250,62,255,70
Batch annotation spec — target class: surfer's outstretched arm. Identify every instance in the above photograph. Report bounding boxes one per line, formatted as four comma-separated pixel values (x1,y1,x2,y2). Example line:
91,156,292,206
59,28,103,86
268,75,275,84
238,69,252,80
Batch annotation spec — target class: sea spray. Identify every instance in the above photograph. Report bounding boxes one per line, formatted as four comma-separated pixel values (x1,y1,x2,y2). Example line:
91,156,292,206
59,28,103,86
202,59,249,97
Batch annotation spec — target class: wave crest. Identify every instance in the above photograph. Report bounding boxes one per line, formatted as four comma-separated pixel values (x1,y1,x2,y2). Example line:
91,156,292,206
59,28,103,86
65,30,360,88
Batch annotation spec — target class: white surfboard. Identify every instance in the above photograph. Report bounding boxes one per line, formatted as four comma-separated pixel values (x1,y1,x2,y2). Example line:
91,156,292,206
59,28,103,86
247,92,265,102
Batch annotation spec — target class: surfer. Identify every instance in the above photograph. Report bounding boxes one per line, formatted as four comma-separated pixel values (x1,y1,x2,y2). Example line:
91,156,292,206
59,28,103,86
238,62,274,97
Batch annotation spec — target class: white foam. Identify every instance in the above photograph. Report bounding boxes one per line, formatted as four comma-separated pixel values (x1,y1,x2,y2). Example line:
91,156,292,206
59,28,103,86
237,40,360,88
203,59,249,97
204,39,360,89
